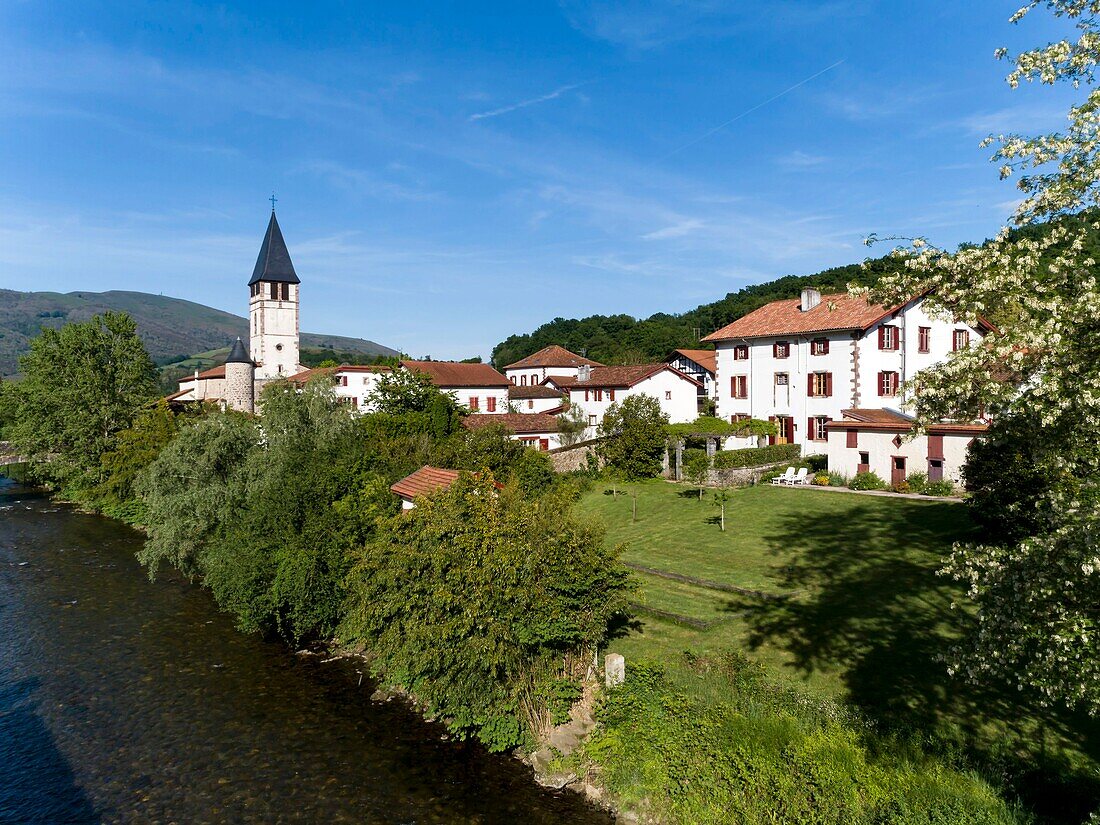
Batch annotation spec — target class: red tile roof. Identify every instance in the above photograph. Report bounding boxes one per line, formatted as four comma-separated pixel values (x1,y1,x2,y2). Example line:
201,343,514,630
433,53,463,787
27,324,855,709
702,293,897,341
670,348,716,374
390,466,462,500
193,364,226,380
840,408,914,424
401,360,510,388
462,413,561,434
508,385,566,400
826,410,988,436
284,366,337,385
336,364,393,373
546,364,702,389
504,345,603,370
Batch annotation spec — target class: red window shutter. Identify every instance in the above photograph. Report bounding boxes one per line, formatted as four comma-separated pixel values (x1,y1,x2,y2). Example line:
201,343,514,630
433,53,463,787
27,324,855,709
487,397,496,412
772,342,779,358
927,434,944,458
807,373,815,396
768,415,777,446
877,372,885,396
878,326,885,349
825,372,833,397
584,389,589,401
807,417,815,440
730,377,736,396
609,389,615,401
822,338,830,355
846,428,858,448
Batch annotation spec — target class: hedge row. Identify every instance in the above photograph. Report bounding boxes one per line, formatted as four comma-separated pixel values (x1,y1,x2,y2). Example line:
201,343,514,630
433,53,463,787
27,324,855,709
711,443,802,470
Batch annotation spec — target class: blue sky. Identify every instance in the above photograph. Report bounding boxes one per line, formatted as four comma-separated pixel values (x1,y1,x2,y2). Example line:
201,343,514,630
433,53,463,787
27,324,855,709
0,1,1081,359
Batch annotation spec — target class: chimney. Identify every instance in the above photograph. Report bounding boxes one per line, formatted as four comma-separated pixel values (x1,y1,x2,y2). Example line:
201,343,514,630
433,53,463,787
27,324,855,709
577,364,592,382
800,287,821,312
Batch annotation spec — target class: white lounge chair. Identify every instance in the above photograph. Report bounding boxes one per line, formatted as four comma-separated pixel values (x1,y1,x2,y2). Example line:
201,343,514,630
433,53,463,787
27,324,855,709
770,467,796,485
788,467,810,486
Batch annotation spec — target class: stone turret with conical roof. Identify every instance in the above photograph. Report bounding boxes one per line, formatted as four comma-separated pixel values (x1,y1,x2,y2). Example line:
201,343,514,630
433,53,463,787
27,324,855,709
224,337,255,413
248,210,302,380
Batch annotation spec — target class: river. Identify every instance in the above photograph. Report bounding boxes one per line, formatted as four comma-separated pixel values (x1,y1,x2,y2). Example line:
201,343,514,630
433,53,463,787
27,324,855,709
0,477,611,824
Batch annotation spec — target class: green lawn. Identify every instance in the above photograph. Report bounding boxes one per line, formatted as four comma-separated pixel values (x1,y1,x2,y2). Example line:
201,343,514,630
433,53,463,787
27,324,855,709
576,480,1100,821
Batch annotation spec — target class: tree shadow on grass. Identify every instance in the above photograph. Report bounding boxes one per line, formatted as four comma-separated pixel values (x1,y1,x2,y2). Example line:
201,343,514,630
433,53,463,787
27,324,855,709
731,500,1100,823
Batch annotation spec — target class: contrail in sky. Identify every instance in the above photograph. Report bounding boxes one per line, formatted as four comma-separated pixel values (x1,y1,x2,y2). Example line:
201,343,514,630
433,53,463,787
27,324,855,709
659,58,845,160
468,82,587,122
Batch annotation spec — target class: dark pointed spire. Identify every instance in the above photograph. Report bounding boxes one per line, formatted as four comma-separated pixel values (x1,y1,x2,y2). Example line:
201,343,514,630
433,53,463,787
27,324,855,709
248,211,300,286
226,337,253,364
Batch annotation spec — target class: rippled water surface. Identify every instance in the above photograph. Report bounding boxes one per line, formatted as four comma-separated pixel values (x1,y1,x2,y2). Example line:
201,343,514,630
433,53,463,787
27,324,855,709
0,478,610,824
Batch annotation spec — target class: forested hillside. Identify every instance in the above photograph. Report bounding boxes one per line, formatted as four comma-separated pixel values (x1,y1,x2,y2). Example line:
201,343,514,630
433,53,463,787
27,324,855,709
0,289,397,376
490,257,895,367
490,215,1100,368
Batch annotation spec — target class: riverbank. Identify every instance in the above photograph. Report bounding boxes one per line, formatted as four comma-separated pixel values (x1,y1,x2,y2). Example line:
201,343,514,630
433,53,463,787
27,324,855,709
0,478,614,823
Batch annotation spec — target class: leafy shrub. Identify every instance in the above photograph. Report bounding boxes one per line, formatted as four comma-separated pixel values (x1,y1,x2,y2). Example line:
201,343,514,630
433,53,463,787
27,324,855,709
924,479,956,497
806,454,828,472
712,443,801,470
906,471,928,494
582,654,1023,825
893,480,912,494
828,471,850,487
341,474,630,752
849,471,887,491
813,472,831,486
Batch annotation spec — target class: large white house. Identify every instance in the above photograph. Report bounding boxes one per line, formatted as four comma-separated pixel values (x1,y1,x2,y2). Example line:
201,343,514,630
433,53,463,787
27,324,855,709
701,288,994,453
503,345,603,387
544,364,700,439
286,364,392,411
400,360,511,413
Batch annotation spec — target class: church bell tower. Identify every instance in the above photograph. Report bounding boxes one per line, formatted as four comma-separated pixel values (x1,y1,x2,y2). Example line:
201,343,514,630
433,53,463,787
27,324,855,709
248,210,301,380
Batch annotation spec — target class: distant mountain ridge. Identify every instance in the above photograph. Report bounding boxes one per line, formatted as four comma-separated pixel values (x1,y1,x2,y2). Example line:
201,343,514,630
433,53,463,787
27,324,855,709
0,289,397,376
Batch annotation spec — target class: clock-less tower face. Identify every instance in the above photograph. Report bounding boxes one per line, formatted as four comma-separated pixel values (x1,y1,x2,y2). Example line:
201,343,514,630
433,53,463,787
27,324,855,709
248,211,301,379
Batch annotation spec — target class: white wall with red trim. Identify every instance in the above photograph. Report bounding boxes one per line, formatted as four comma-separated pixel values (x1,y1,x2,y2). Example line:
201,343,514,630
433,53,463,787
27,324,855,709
713,297,987,453
566,368,699,439
826,425,977,486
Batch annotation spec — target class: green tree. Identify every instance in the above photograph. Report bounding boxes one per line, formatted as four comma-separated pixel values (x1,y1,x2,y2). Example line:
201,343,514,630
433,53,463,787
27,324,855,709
7,312,157,489
556,403,589,447
862,0,1100,711
713,488,732,531
682,448,711,500
340,473,630,751
597,394,670,481
96,400,193,521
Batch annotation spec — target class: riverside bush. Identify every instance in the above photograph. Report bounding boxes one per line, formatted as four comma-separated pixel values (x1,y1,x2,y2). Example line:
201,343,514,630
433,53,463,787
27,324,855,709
582,654,1023,825
340,473,630,752
712,443,801,470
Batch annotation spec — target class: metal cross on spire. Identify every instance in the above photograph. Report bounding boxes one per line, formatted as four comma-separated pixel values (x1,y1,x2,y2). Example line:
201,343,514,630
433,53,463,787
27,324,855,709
269,192,278,212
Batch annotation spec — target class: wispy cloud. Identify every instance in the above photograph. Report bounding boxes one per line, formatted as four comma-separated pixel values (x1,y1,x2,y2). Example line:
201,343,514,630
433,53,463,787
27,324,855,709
467,83,585,121
778,150,827,168
642,218,705,240
963,103,1069,136
297,160,439,202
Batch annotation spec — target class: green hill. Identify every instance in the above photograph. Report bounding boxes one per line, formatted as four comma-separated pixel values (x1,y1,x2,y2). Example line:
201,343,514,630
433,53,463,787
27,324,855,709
0,289,398,377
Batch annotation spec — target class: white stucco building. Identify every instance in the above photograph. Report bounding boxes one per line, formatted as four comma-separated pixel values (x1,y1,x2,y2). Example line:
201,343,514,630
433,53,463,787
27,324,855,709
825,409,986,487
503,345,603,388
544,364,700,439
248,211,306,381
400,360,511,413
507,384,567,414
665,348,717,409
702,288,994,453
463,412,563,451
286,364,392,411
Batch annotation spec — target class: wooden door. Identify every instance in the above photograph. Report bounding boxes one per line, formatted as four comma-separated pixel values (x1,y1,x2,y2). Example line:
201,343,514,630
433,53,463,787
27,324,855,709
891,456,906,487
